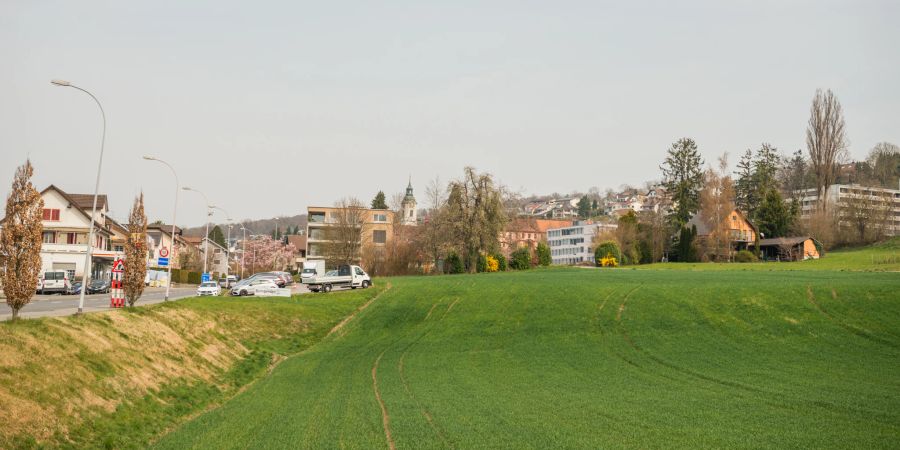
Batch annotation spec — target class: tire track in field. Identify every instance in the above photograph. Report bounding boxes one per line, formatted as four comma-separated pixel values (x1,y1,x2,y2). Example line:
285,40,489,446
372,350,396,450
806,285,899,349
612,287,896,422
615,286,768,395
371,297,458,449
328,283,392,339
396,300,456,448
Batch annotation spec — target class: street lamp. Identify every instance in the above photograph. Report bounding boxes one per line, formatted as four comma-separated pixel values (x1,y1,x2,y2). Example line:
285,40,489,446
212,206,233,287
240,224,248,279
142,156,179,301
182,187,212,276
52,79,106,315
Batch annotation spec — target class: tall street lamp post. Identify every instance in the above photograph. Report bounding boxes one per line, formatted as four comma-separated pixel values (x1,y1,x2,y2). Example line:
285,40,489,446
212,206,233,287
240,223,248,279
182,187,212,276
142,156,179,301
51,79,105,315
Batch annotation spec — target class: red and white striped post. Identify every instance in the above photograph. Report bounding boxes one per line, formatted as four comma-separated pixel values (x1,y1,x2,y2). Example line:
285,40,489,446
110,259,125,308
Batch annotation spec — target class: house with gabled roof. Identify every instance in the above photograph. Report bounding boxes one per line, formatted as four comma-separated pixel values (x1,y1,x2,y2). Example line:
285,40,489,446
0,185,122,281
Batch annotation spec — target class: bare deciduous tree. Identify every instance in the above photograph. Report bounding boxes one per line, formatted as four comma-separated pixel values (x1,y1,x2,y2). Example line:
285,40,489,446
1,160,44,320
124,193,148,307
806,89,848,212
324,197,368,266
699,154,736,261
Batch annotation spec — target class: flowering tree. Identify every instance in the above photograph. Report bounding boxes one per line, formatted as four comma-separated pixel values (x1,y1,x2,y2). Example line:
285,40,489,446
243,235,296,273
124,193,147,307
0,160,44,320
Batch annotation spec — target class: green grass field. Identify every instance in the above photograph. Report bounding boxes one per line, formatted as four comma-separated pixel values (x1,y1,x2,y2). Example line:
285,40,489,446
155,265,900,448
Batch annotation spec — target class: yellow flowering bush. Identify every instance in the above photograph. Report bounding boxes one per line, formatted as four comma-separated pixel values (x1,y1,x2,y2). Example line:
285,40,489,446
600,252,618,267
486,255,499,272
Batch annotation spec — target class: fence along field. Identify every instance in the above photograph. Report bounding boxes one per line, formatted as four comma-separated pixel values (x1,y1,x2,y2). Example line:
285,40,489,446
156,267,900,449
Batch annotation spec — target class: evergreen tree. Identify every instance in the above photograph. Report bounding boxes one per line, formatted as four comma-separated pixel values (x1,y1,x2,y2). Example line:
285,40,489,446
577,196,591,219
371,191,388,209
756,189,793,238
661,138,704,227
675,225,698,262
734,149,755,215
536,242,552,266
208,225,226,249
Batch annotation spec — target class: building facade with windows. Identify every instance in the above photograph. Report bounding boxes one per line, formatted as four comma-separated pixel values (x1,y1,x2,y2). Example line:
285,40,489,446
546,221,617,265
797,184,900,236
2,185,124,281
305,206,395,266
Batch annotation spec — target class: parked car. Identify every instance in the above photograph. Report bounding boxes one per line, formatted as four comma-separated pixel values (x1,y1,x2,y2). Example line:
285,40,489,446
246,272,285,287
197,281,221,296
231,279,280,296
218,275,239,288
87,279,110,294
275,271,294,286
66,282,83,295
40,270,71,295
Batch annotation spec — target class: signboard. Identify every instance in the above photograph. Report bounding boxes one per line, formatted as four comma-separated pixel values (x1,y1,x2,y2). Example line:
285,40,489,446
157,257,169,267
112,259,125,273
255,287,292,297
201,272,211,283
159,247,169,258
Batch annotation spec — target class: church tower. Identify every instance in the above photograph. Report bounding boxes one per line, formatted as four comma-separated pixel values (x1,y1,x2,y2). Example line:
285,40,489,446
401,178,417,226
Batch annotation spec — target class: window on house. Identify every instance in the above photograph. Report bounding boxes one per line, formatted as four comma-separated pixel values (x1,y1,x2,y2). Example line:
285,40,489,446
67,233,77,244
373,230,387,244
42,232,55,244
374,214,387,222
42,209,60,221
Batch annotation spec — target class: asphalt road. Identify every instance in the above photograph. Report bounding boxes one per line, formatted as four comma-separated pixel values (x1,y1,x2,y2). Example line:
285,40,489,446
1,283,313,321
0,286,199,321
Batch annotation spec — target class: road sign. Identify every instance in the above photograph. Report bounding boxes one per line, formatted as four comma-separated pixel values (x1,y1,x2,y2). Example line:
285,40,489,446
158,257,169,267
201,272,211,283
112,259,125,273
159,247,169,258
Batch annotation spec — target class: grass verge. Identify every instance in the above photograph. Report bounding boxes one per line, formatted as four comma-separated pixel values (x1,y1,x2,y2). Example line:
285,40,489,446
0,285,383,449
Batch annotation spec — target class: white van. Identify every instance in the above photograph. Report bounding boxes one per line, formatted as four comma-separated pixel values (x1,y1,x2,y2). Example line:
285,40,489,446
40,270,71,295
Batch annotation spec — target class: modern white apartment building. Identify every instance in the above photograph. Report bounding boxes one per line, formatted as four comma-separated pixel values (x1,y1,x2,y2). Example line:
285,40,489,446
797,184,900,236
546,221,618,265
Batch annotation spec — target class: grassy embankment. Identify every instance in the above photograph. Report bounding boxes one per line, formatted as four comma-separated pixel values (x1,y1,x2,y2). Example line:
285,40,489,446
643,237,900,272
0,285,384,449
158,249,900,448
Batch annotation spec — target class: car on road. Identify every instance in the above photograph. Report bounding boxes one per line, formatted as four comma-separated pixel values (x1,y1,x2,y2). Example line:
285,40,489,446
86,279,110,294
230,279,280,296
40,271,71,295
275,271,294,286
197,282,221,296
218,275,238,288
66,282,82,295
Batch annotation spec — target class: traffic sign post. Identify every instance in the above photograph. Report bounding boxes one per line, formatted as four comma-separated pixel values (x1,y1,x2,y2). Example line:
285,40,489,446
159,247,169,258
201,272,211,283
110,259,125,308
158,257,169,267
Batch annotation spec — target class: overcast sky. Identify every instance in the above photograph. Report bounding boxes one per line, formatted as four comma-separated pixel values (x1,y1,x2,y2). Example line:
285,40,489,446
2,0,898,227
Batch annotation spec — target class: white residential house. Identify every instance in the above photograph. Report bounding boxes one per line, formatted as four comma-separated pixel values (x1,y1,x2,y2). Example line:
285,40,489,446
0,185,124,281
546,221,618,265
182,236,230,275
